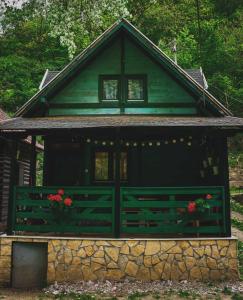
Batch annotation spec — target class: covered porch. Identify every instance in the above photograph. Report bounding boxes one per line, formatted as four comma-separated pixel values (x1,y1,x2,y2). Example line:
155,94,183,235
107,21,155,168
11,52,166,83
0,116,236,238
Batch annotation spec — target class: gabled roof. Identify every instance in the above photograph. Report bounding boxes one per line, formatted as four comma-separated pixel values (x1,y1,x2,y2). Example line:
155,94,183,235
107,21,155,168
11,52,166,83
15,18,232,117
39,68,208,90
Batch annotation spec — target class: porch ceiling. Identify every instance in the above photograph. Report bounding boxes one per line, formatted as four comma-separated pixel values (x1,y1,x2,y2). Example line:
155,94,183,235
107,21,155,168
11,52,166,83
0,116,243,132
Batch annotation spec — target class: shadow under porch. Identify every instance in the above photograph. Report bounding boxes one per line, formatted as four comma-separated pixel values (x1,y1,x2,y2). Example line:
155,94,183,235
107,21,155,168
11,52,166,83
6,127,231,238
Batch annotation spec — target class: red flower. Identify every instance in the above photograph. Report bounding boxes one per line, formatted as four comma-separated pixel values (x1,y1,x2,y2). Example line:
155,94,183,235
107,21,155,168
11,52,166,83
187,201,196,213
58,189,65,196
206,194,213,200
48,194,62,202
64,197,72,207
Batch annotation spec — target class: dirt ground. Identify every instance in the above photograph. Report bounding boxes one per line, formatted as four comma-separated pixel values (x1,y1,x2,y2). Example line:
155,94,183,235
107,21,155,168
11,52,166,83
0,289,239,300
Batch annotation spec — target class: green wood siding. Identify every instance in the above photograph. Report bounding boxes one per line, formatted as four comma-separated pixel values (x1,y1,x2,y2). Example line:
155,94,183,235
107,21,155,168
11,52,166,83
47,33,198,116
50,38,121,106
124,38,195,104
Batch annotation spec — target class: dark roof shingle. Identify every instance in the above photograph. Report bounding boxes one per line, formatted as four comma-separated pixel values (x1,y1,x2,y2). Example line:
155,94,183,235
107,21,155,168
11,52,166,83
1,116,243,132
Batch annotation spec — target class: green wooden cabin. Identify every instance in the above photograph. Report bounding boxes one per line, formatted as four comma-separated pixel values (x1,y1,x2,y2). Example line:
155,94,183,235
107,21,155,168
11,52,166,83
1,19,243,238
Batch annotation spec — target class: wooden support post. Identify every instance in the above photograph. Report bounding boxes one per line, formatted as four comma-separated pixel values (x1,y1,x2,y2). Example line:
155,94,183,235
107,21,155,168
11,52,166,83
43,137,49,186
83,140,91,185
220,137,231,237
7,139,18,235
29,136,36,186
114,129,121,238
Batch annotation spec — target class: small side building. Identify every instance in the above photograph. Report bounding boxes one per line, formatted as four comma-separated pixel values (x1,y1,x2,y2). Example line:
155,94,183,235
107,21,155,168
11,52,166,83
0,108,43,231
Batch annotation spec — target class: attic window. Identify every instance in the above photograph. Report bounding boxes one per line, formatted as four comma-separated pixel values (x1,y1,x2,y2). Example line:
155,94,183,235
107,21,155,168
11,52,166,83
126,75,147,101
100,76,120,101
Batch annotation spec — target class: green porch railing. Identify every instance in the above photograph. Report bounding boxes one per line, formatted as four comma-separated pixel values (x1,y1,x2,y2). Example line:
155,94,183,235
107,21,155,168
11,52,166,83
12,186,115,235
120,186,226,236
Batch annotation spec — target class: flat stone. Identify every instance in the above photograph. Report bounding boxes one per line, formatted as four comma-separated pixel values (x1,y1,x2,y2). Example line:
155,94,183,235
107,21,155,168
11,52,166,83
210,270,222,281
82,240,95,247
110,241,124,247
227,243,237,258
145,241,160,255
189,241,200,247
48,251,56,263
200,267,209,279
207,257,218,269
96,241,110,246
65,250,73,264
127,241,139,247
0,257,11,268
168,245,182,254
150,269,160,280
107,261,118,269
106,269,124,280
217,240,229,248
200,240,215,246
85,246,94,257
171,264,181,280
211,245,220,258
185,257,196,270
67,241,80,251
94,250,104,258
154,261,165,277
136,266,150,281
160,241,176,252
82,266,97,280
120,244,129,255
131,244,145,257
228,258,238,271
1,245,11,256
194,247,204,257
125,261,139,277
204,246,211,256
159,254,168,261
184,247,193,256
178,261,186,273
161,262,171,280
77,248,86,258
92,257,106,265
91,262,103,272
144,256,152,267
72,257,81,265
152,255,160,265
190,266,202,280
179,241,190,250
220,247,228,256
105,247,119,262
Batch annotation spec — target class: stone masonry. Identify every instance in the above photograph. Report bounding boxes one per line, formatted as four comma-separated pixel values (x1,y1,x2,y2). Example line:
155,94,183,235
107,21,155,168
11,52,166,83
0,237,239,286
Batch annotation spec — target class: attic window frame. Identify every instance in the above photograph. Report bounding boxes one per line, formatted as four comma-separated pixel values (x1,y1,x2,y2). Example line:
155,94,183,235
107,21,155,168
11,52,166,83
125,75,147,102
99,75,121,102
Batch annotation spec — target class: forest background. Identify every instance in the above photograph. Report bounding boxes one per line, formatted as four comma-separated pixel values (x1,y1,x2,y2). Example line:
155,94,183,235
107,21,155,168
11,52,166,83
0,0,242,155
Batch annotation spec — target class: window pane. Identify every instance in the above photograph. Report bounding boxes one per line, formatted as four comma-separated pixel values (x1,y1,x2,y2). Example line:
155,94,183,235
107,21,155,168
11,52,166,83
95,152,109,180
113,152,128,181
128,79,143,100
103,79,118,100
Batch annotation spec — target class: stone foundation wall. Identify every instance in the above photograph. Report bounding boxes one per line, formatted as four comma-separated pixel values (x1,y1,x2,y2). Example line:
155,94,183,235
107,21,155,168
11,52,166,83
0,236,239,286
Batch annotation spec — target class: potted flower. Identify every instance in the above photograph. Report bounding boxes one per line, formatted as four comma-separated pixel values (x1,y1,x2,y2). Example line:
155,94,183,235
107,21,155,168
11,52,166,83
187,194,213,216
48,189,73,225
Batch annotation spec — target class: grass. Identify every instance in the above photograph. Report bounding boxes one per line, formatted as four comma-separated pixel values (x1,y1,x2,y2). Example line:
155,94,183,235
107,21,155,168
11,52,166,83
231,200,243,214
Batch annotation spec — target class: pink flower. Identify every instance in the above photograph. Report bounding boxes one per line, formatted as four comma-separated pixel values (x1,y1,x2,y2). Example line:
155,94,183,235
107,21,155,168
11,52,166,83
206,194,213,200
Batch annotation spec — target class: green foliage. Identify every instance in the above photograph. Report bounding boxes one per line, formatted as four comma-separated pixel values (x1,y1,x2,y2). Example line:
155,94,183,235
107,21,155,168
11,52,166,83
0,0,242,116
231,200,243,214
